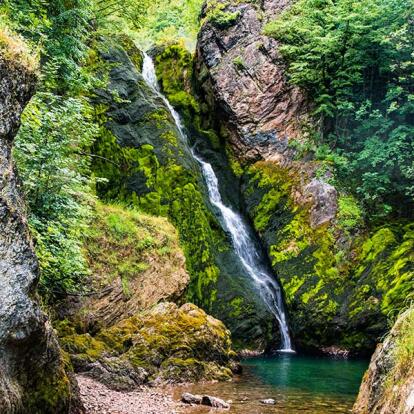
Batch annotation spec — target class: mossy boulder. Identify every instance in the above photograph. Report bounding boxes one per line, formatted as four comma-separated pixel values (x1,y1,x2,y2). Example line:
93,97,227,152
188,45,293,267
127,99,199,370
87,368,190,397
58,302,237,389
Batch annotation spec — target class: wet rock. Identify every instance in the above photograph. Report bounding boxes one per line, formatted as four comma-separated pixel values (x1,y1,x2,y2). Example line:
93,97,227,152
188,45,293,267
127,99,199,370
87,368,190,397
201,395,230,409
260,398,276,405
0,39,76,412
181,392,203,405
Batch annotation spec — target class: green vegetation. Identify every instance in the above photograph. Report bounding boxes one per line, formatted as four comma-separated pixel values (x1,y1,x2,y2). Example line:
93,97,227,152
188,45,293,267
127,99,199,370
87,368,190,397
243,161,413,351
85,202,184,297
93,0,204,50
265,0,414,219
2,0,98,302
203,0,240,29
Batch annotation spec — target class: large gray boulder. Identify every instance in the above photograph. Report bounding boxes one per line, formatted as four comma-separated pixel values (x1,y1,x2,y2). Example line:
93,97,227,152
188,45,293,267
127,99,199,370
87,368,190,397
0,44,77,412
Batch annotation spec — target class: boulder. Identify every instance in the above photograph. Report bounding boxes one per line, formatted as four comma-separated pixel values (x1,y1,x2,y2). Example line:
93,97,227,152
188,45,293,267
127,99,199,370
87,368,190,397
59,302,237,388
201,395,230,409
0,34,77,412
181,392,203,405
353,308,414,414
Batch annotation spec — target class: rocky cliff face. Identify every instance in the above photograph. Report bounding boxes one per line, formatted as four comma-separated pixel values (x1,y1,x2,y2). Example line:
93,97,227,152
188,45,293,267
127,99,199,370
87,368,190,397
90,36,277,349
195,0,413,354
353,308,414,414
0,39,76,413
196,0,308,163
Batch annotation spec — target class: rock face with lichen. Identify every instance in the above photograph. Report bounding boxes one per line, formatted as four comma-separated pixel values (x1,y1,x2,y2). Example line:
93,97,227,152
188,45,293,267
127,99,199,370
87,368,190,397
353,308,414,414
196,0,308,162
193,0,414,355
0,38,77,413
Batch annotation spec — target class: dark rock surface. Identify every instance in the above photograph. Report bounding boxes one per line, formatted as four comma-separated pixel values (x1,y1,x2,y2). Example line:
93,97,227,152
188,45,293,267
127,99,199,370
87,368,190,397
0,51,76,412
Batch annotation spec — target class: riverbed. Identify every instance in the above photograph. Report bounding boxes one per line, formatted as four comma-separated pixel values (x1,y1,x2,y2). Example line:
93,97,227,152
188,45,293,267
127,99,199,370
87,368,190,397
173,355,368,414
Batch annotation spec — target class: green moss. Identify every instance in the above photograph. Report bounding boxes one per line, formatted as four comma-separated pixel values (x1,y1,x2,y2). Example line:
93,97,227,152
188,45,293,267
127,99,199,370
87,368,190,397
242,160,413,352
155,44,199,122
336,194,363,233
59,303,235,383
205,2,240,29
233,56,245,70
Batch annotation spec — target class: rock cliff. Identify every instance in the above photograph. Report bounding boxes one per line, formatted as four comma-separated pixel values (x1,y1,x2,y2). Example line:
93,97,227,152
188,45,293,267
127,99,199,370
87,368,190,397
353,307,414,414
0,33,77,413
196,0,308,162
90,36,277,349
194,0,413,354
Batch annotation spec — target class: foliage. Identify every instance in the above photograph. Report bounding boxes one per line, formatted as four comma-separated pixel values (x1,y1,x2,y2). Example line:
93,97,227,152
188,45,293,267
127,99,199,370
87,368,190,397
265,0,414,219
93,0,204,50
336,195,363,233
13,93,97,300
2,0,100,301
1,0,93,93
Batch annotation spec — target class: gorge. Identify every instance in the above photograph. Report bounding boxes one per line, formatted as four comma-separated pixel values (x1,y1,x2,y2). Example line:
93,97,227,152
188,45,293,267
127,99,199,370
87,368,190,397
142,52,293,352
0,0,413,413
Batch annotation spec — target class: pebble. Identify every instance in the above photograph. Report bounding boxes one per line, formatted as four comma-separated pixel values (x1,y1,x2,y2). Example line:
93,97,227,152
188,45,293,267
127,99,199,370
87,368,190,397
77,375,178,414
260,398,276,405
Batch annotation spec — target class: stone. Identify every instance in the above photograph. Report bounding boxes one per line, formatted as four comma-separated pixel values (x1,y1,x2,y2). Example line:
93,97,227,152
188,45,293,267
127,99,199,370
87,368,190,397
181,392,203,405
59,302,237,387
260,398,276,405
303,178,338,228
201,395,230,409
195,0,308,162
353,308,414,414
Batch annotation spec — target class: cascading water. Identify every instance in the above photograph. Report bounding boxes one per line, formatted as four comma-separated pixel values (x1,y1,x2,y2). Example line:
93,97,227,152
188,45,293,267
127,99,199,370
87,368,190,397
142,53,294,352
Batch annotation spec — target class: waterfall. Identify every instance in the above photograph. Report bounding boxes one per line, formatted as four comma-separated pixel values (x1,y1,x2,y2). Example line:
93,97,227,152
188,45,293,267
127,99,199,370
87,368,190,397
142,53,294,352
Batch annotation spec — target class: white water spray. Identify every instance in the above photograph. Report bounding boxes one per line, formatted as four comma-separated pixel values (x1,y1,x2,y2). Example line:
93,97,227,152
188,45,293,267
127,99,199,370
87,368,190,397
142,53,294,352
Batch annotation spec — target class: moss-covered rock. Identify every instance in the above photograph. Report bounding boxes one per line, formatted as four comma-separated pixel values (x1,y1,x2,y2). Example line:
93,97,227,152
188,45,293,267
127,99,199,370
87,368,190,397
242,160,414,354
89,37,276,348
353,306,414,414
58,302,237,388
72,202,189,328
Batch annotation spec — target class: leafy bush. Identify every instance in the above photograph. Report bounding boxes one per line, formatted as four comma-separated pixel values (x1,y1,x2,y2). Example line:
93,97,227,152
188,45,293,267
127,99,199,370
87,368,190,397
14,94,97,300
